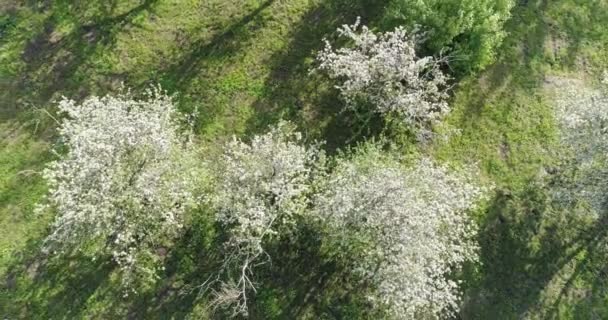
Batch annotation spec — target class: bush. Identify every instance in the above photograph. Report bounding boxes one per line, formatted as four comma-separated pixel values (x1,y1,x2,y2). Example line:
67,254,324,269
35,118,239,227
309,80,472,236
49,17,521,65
384,0,515,74
39,89,200,290
315,19,449,139
314,144,486,318
208,124,486,318
551,74,608,214
210,121,324,316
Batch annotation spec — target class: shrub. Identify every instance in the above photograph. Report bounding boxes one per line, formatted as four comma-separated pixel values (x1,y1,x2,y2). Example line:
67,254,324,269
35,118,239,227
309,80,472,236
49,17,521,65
315,18,449,139
551,74,608,214
39,89,200,290
384,0,515,73
210,121,323,316
314,144,486,318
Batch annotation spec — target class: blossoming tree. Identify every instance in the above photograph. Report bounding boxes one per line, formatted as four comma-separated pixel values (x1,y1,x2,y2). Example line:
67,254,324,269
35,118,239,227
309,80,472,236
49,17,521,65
39,89,199,289
315,18,450,138
210,122,323,316
314,145,486,318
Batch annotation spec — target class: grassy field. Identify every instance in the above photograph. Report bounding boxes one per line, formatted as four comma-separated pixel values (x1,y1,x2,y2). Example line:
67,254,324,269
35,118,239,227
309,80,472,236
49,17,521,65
2,0,608,318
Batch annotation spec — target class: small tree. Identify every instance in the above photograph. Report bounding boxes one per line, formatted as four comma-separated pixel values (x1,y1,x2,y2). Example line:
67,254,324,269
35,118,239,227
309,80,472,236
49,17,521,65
314,144,485,318
384,0,515,73
315,18,450,138
211,122,323,316
39,89,199,290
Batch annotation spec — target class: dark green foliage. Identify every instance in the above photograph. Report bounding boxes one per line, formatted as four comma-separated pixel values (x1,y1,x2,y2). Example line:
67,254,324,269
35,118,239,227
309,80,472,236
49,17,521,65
383,0,514,75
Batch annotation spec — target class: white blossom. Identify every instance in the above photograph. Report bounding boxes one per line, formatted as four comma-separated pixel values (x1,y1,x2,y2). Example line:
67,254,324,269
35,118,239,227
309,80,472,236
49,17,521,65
315,18,450,134
39,88,199,289
551,75,608,212
314,145,485,318
211,121,323,316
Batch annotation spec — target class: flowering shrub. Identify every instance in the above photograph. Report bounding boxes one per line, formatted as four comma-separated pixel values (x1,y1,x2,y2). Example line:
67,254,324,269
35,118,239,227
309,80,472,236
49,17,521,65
551,75,608,213
211,122,323,316
315,18,450,134
39,89,199,289
314,145,485,318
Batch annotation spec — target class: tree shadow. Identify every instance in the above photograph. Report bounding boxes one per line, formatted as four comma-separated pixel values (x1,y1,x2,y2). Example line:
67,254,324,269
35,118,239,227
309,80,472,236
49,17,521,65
246,220,380,319
455,0,550,122
2,209,221,319
457,0,608,123
137,0,278,135
540,200,608,319
462,185,608,319
242,0,388,153
121,214,380,319
1,235,114,319
3,0,159,119
567,241,608,319
121,211,225,319
157,0,275,94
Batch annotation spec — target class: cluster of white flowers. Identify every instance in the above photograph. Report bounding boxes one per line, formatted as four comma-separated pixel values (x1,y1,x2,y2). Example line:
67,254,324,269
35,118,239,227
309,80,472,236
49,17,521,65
551,75,608,212
314,146,484,318
211,122,322,316
39,89,199,288
40,98,485,316
315,18,450,130
209,126,485,317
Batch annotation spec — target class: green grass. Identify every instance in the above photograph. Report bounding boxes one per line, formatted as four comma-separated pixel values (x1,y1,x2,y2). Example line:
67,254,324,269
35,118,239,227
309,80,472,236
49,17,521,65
2,0,608,318
0,120,52,269
433,0,608,318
